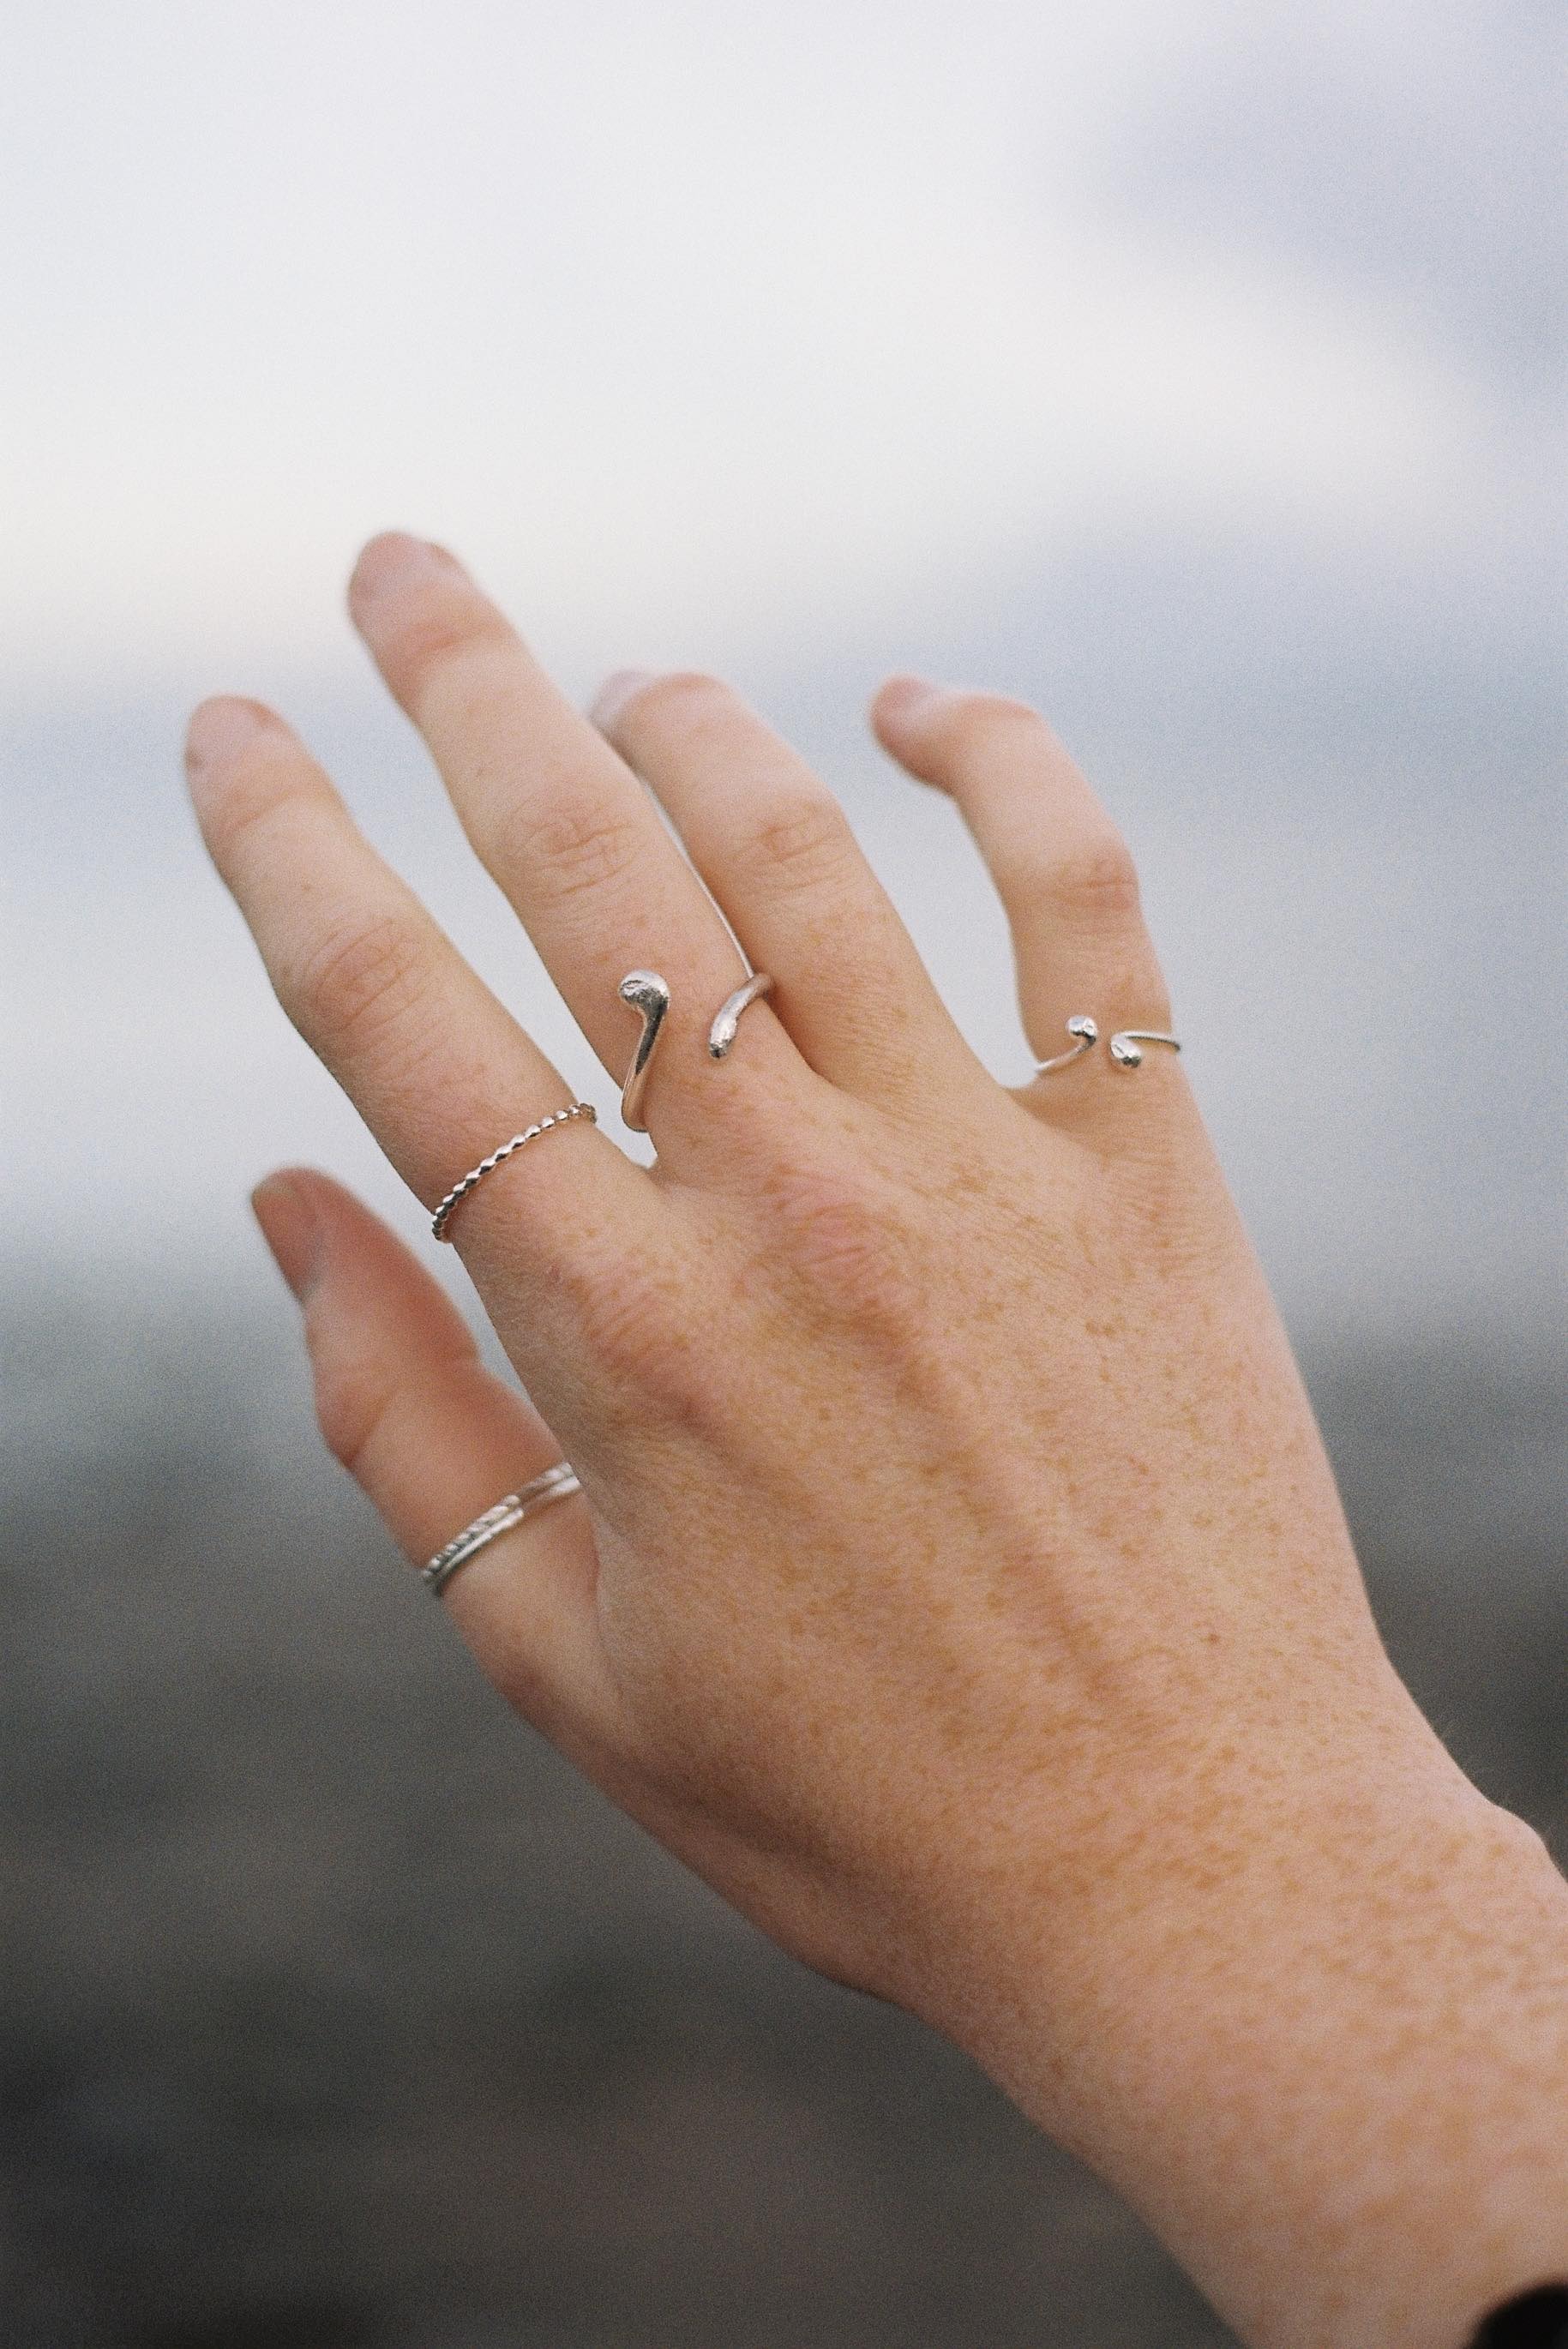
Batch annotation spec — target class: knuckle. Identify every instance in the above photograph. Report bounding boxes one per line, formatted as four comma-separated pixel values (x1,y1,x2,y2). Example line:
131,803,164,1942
742,793,854,893
556,1243,730,1433
567,1250,685,1391
295,912,431,1050
198,738,311,862
769,1155,919,1322
1050,829,1143,916
381,594,513,712
628,669,730,730
511,796,646,904
940,690,1047,756
1103,948,1173,1030
313,1354,399,1480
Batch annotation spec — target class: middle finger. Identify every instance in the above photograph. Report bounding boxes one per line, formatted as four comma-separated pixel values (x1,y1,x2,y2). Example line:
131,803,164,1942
349,533,804,1162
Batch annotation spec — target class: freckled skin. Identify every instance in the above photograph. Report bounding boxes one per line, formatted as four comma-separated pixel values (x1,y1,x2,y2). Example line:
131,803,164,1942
196,538,1568,2349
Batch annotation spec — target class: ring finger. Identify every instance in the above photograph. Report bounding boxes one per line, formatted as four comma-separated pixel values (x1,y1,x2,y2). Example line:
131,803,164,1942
871,681,1181,1135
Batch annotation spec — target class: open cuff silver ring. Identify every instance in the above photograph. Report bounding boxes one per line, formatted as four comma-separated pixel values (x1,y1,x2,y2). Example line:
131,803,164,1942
1034,1014,1181,1074
618,967,774,1132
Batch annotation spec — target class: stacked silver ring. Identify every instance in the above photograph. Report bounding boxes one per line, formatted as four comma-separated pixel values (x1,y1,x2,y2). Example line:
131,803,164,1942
421,1462,582,1596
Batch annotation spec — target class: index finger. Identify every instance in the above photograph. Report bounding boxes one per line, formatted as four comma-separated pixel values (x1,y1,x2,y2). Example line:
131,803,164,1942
184,694,657,1268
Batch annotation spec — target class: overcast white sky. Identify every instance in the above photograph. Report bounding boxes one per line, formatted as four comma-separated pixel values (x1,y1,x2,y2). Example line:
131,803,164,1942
4,0,1549,694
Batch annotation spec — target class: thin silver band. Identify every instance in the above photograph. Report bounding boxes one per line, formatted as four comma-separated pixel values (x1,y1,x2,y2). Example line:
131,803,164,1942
430,1102,597,1241
421,1463,582,1597
1034,1014,1181,1075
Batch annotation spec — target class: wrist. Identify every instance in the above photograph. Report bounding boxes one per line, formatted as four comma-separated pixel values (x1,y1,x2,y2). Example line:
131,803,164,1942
912,1717,1568,2347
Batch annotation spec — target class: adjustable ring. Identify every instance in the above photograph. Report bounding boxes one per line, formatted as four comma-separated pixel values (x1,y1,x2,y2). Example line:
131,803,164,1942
1034,1013,1100,1073
1107,1028,1181,1068
618,970,670,1132
708,971,774,1059
1033,1014,1181,1076
618,967,776,1129
421,1463,582,1597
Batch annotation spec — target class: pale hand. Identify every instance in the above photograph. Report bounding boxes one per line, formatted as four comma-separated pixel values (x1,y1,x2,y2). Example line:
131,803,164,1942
186,534,1568,2349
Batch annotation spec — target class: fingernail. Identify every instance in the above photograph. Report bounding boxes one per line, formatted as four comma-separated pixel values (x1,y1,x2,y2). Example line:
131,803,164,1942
251,1174,323,1304
875,676,953,728
184,696,271,782
348,531,465,614
590,669,657,730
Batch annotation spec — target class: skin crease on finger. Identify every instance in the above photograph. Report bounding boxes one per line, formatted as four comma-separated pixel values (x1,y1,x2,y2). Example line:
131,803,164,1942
189,539,1568,2349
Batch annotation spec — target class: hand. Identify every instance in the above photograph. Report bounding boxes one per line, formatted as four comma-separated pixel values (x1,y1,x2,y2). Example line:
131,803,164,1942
187,533,1568,2349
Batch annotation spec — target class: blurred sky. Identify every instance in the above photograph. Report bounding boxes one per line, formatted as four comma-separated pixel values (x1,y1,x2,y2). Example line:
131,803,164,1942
3,0,1563,1362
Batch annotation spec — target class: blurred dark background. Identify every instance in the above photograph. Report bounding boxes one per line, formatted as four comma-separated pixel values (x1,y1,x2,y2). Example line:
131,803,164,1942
3,3,1564,2341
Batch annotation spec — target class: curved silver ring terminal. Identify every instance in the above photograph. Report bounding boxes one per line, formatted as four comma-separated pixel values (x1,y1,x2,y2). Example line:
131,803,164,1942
421,1463,582,1598
618,970,670,1132
707,970,775,1060
1033,1013,1099,1074
430,1102,597,1241
1108,1029,1181,1068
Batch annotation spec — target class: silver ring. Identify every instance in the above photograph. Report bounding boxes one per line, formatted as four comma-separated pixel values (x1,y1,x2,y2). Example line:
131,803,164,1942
421,1463,582,1597
619,968,776,1127
618,970,670,1132
1107,1028,1181,1068
430,1102,597,1241
1033,1014,1181,1075
1034,1013,1100,1072
708,971,774,1059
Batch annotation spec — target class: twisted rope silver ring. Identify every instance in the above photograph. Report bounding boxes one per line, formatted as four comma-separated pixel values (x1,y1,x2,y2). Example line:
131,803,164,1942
422,1463,582,1597
1034,1014,1181,1075
618,966,775,1129
430,1102,598,1241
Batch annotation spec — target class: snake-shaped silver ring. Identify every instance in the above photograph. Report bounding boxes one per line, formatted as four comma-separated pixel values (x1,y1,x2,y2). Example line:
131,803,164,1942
708,971,774,1059
1034,1013,1181,1076
618,970,670,1132
618,967,775,1132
